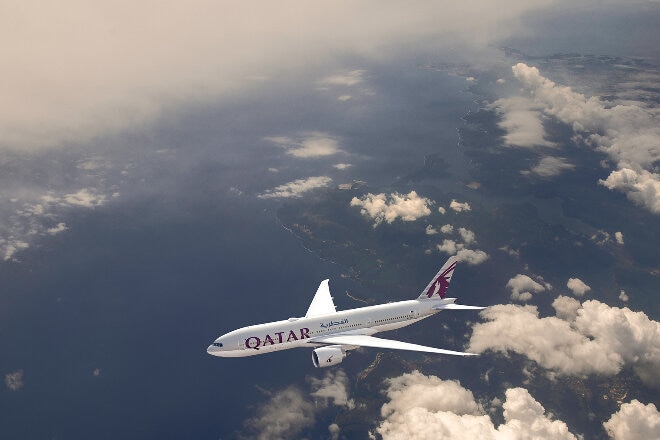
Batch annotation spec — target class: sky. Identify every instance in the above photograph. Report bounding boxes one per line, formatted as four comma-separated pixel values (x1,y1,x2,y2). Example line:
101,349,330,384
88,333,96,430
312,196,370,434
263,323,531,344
2,1,659,439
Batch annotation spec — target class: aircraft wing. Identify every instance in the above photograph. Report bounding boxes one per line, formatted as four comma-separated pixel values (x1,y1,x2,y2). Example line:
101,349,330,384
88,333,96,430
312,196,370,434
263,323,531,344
305,280,337,317
309,334,477,356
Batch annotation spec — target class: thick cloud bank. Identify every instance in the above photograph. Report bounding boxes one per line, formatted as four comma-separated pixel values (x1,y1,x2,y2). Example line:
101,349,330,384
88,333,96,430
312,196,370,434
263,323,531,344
376,371,578,440
469,297,660,388
1,1,565,151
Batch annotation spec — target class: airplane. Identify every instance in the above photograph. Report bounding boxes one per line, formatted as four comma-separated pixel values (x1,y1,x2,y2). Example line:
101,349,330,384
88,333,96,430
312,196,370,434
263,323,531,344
206,256,485,367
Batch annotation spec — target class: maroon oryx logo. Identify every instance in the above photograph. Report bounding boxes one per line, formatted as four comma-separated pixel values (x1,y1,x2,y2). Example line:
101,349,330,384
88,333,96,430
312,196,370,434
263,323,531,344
426,261,456,299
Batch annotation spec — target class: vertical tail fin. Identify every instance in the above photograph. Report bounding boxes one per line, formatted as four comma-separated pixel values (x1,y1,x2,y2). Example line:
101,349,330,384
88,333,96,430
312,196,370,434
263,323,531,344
417,256,458,300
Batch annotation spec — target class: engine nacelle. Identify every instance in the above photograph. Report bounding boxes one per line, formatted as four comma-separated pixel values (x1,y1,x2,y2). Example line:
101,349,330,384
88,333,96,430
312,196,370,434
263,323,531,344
312,345,345,368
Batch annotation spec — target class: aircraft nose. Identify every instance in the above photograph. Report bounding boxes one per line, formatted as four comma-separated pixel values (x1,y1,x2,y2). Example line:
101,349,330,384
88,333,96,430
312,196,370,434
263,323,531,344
207,341,224,356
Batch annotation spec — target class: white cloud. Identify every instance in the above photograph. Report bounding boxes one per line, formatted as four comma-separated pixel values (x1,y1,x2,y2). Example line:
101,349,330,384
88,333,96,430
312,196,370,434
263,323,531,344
499,245,520,258
258,176,332,199
458,227,476,244
619,290,629,302
525,156,575,177
449,199,471,212
243,386,316,440
506,274,549,302
591,230,612,246
437,239,459,255
567,277,591,296
508,63,660,214
5,370,24,391
46,222,68,235
351,191,432,226
436,225,488,266
243,369,354,439
603,400,660,440
333,163,352,170
321,70,366,87
1,186,111,261
2,240,29,261
265,132,343,158
455,249,489,266
309,369,355,409
614,231,624,245
376,371,578,440
329,423,341,440
228,187,243,196
469,298,660,388
77,157,109,171
438,206,446,215
497,388,578,439
552,295,582,322
490,96,555,148
317,69,374,102
440,224,454,234
425,225,438,235
62,189,106,208
599,168,660,214
436,240,489,266
380,372,483,418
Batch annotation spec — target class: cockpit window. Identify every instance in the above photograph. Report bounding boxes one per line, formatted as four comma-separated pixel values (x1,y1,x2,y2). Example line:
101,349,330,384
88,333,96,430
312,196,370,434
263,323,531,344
212,342,223,347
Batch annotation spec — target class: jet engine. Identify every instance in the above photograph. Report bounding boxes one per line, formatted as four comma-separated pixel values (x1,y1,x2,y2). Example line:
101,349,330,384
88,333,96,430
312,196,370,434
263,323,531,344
312,345,345,368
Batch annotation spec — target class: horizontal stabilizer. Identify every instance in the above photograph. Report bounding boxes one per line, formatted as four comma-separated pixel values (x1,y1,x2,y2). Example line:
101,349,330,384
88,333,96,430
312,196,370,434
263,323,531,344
433,304,486,310
310,334,477,357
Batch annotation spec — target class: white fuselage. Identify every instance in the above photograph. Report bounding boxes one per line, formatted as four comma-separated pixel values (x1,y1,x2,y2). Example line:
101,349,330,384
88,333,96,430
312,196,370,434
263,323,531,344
207,297,456,357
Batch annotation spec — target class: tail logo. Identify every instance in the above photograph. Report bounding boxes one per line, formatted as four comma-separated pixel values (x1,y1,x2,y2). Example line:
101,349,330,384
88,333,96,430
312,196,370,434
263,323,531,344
426,262,456,299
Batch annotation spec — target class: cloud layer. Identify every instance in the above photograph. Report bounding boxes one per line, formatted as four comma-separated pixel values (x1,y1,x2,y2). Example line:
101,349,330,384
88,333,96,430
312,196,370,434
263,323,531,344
497,62,660,214
1,1,570,151
376,371,578,440
469,297,660,388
